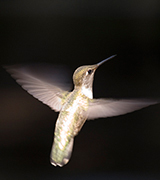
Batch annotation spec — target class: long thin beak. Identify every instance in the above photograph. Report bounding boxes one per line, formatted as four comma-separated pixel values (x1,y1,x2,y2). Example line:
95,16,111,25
97,54,116,67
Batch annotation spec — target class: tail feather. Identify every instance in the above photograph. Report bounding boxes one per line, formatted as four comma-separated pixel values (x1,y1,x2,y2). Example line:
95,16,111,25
50,137,74,167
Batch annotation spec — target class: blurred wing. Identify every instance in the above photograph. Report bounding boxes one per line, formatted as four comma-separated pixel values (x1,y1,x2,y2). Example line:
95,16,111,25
86,98,158,120
5,64,72,112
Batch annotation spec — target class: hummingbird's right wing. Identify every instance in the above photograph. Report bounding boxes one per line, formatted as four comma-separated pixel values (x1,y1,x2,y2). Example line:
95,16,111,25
86,99,158,120
5,64,72,112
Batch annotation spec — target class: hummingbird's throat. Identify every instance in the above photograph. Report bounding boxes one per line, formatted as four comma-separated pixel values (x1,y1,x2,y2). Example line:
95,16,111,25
81,86,93,99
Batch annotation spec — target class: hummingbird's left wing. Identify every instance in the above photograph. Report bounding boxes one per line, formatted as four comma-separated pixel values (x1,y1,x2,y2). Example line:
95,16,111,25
5,63,72,112
86,99,158,120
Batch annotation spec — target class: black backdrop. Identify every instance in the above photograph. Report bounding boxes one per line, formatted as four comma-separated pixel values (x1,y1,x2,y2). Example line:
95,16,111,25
0,1,160,179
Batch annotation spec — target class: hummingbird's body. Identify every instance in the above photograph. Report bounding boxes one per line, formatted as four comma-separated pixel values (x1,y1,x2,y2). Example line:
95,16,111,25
5,55,159,167
51,88,88,166
51,63,96,166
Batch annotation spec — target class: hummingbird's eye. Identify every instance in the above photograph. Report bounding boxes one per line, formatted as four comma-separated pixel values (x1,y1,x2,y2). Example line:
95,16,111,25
87,69,92,75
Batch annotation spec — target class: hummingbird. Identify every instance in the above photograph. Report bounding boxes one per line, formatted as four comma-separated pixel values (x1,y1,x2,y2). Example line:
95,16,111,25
5,55,158,167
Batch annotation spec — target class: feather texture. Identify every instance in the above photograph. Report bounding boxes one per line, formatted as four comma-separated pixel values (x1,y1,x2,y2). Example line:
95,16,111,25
5,64,71,112
86,98,158,119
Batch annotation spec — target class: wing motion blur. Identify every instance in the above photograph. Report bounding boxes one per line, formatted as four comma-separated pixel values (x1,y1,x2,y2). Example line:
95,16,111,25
5,64,72,112
87,98,158,120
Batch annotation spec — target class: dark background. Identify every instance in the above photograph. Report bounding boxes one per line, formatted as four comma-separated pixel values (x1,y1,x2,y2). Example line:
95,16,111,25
0,1,160,179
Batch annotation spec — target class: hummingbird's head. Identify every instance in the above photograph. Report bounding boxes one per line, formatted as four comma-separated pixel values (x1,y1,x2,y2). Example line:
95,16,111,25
73,64,98,89
73,55,116,89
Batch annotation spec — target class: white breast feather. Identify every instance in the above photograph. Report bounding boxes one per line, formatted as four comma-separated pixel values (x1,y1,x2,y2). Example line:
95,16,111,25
82,86,93,99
